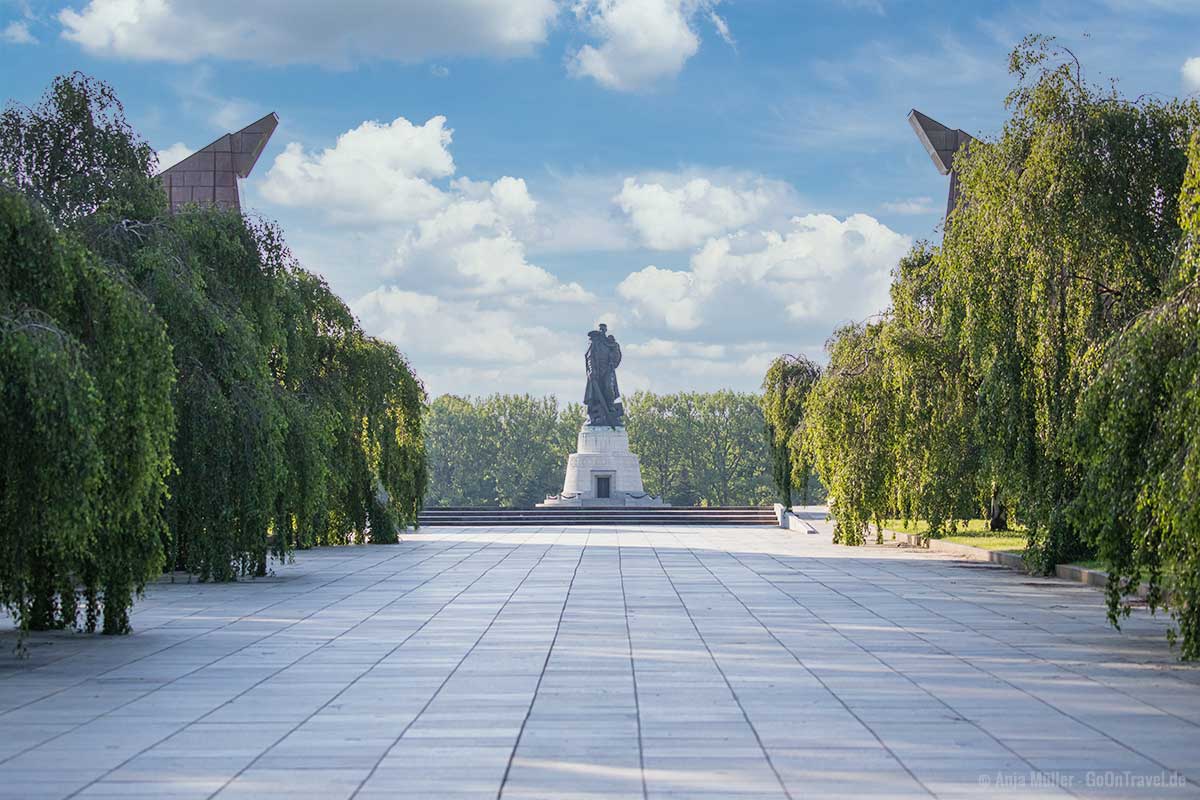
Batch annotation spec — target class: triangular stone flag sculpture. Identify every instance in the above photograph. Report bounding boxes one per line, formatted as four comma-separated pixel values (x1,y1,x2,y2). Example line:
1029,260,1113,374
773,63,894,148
907,109,973,220
158,112,279,213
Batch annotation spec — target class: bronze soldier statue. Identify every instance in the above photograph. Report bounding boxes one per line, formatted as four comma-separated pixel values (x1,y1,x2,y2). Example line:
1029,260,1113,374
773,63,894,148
600,323,623,421
584,324,624,427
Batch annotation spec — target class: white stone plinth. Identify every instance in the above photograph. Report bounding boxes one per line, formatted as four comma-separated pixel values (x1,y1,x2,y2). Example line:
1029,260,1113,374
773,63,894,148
539,426,666,507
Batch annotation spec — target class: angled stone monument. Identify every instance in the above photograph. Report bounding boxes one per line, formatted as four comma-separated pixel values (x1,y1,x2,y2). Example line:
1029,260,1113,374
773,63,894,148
907,109,974,220
539,324,666,508
158,112,279,213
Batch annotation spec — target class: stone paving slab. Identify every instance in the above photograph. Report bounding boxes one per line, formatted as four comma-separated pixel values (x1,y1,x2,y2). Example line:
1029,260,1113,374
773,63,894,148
2,518,1199,799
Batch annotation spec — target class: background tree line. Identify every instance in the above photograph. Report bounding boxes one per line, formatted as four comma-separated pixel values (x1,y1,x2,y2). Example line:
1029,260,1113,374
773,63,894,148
765,37,1200,658
0,74,426,635
424,390,777,508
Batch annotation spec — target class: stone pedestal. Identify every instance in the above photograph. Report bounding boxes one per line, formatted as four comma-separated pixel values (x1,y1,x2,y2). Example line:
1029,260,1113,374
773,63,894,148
539,426,667,508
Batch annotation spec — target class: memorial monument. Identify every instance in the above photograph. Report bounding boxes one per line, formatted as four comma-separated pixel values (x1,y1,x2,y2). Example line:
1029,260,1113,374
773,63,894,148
539,324,666,508
158,112,278,213
907,109,974,221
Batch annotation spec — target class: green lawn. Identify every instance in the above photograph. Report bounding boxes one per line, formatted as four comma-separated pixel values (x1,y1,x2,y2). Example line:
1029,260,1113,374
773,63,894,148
942,532,1027,553
881,519,1121,570
882,518,1027,553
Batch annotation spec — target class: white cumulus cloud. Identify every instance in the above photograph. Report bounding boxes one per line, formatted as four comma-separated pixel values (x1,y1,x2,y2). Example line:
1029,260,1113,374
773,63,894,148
617,266,702,329
260,116,591,306
355,287,545,364
619,213,910,331
262,116,455,225
353,286,595,399
626,338,726,359
59,0,559,65
1183,57,1200,93
568,0,724,91
393,175,592,303
242,113,906,397
155,142,193,171
615,173,794,250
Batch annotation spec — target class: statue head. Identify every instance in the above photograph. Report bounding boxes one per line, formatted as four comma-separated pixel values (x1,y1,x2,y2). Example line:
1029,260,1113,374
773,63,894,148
598,323,608,335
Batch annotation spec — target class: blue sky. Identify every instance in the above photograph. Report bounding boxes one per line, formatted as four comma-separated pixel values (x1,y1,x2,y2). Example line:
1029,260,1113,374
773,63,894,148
3,0,1199,400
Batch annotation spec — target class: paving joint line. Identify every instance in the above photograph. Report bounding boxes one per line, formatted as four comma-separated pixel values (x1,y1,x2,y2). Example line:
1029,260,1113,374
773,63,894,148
66,540,486,798
342,531,565,798
784,547,1200,775
496,531,588,800
0,542,441,703
617,537,649,800
791,551,1200,787
213,535,538,799
864,554,1200,728
1,543,459,769
686,544,946,798
755,549,1138,796
650,536,794,800
722,545,1057,798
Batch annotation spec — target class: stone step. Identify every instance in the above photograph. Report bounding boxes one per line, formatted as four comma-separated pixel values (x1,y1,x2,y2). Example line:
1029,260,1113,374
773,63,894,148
421,519,776,526
425,505,771,511
419,509,775,516
421,517,778,521
418,506,778,527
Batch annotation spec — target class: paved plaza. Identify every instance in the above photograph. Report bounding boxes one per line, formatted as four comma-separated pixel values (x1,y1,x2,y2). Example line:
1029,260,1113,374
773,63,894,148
2,515,1199,799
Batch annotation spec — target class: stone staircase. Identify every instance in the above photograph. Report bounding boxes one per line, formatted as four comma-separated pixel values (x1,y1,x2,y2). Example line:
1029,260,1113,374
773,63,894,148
418,506,779,527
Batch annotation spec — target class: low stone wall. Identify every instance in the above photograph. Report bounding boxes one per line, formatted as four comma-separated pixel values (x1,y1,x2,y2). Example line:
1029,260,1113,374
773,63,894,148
895,532,1027,570
893,530,1162,601
774,504,820,534
1054,562,1110,589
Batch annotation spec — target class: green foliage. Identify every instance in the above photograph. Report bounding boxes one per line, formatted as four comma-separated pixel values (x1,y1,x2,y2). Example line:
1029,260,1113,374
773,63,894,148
341,333,427,539
0,73,427,635
0,72,164,227
0,310,103,632
425,395,498,506
623,391,693,505
626,391,774,506
0,188,174,633
802,246,980,544
803,321,895,545
425,394,579,508
791,38,1200,657
118,209,426,577
761,355,820,506
1070,133,1200,658
883,244,980,535
945,36,1199,569
483,394,576,508
127,208,288,579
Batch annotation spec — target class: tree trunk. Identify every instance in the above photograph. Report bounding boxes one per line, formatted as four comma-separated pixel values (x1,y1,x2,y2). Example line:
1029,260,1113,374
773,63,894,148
988,483,1008,531
27,560,59,630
